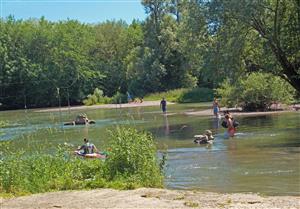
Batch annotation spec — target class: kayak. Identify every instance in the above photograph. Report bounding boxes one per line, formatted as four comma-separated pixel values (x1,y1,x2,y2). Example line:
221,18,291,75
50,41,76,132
64,120,96,126
74,150,106,159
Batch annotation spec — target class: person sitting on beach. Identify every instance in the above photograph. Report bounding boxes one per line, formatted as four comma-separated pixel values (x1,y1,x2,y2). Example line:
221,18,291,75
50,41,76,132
194,130,214,144
77,138,98,154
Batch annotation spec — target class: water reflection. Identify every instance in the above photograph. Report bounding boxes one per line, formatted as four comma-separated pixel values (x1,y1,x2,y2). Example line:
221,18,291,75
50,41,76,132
164,114,170,135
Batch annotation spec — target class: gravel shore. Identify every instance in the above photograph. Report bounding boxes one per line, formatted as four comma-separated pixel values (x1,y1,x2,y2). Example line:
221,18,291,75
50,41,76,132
1,188,299,209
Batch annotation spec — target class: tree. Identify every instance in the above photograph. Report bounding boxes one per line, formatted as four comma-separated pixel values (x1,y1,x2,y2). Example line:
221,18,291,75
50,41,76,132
208,0,300,92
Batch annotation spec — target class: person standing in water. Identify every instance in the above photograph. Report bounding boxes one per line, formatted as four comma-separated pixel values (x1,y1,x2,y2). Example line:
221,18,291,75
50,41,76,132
224,114,236,137
160,98,167,114
212,98,221,118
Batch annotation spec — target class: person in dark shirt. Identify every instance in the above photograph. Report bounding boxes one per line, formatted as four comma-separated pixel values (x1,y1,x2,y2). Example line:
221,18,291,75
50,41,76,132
77,138,98,154
160,98,167,113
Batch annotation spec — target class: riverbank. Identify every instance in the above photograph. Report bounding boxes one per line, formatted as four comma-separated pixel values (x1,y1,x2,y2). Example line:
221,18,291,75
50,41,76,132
34,101,300,117
184,108,297,117
1,188,299,209
34,101,175,113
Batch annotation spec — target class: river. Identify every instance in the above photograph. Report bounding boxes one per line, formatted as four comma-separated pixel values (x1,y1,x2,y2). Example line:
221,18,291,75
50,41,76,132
1,103,299,196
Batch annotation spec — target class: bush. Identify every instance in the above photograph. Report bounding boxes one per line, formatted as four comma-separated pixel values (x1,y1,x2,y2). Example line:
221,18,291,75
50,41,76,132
215,73,296,111
143,89,187,102
144,88,214,103
178,88,214,103
0,127,164,196
215,79,239,108
104,127,163,187
110,92,128,104
83,88,110,105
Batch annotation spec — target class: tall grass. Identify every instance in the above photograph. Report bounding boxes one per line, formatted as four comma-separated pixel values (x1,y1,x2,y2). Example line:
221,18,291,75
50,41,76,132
143,88,214,103
0,127,164,196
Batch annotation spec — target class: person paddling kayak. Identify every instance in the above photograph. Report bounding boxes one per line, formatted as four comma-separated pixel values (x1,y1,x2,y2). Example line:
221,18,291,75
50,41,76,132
77,138,98,154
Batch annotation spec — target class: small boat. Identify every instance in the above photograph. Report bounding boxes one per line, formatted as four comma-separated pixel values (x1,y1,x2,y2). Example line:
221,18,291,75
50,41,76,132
74,150,106,159
64,120,96,126
64,114,96,126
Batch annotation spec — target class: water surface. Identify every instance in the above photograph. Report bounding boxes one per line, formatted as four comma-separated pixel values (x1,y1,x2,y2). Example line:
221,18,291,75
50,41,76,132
1,103,299,195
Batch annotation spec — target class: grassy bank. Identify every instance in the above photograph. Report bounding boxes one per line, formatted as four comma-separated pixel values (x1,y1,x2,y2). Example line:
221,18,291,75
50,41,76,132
0,127,164,197
143,88,214,103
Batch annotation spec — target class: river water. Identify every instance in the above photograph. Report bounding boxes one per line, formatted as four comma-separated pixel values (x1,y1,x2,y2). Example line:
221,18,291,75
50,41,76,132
1,103,299,196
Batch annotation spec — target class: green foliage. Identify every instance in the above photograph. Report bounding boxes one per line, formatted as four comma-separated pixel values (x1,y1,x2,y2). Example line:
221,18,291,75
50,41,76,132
104,127,163,187
178,88,214,103
110,92,128,104
144,88,213,103
214,79,239,108
239,73,295,111
83,88,110,105
143,89,187,102
1,0,299,110
216,73,296,111
0,128,164,196
207,0,300,92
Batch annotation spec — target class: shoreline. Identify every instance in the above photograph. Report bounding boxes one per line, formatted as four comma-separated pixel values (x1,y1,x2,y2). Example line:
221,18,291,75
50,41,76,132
184,108,297,117
34,101,174,113
32,102,300,117
1,188,299,209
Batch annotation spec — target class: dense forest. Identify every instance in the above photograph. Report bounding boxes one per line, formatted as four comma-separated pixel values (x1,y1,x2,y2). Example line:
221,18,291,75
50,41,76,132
0,0,299,110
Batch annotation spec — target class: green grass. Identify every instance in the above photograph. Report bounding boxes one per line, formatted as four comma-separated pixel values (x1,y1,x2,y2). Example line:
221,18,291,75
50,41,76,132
143,88,214,103
0,127,165,197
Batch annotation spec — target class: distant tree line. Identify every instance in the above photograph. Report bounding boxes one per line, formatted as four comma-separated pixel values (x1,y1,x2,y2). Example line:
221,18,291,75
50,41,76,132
0,0,299,110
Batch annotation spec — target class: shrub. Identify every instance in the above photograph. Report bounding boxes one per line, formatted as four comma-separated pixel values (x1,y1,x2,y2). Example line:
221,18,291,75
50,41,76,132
144,88,213,103
215,79,239,108
239,73,295,111
143,89,187,102
215,73,296,111
178,88,214,103
110,92,128,104
83,88,110,105
0,127,164,196
104,127,163,187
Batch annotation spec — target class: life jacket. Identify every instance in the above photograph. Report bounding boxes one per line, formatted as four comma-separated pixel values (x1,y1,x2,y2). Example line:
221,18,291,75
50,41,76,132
83,142,94,154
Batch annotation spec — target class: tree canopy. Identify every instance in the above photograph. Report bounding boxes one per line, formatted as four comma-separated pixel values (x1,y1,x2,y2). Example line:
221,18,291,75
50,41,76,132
0,0,298,110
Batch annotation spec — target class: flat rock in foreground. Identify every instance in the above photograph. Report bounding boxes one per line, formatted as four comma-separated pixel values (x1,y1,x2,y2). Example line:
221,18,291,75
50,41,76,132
1,188,299,209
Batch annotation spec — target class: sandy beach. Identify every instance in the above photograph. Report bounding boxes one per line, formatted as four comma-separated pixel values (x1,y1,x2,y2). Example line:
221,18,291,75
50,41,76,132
34,101,299,118
1,188,299,209
34,101,171,113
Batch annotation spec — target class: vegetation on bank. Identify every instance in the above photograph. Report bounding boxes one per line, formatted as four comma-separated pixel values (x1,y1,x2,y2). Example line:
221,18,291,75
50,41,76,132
216,73,296,111
143,88,214,103
82,87,214,105
0,127,164,196
83,88,128,105
1,1,299,110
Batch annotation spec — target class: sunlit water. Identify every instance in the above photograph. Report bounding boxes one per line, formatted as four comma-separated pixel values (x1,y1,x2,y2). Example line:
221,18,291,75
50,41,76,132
1,103,299,196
